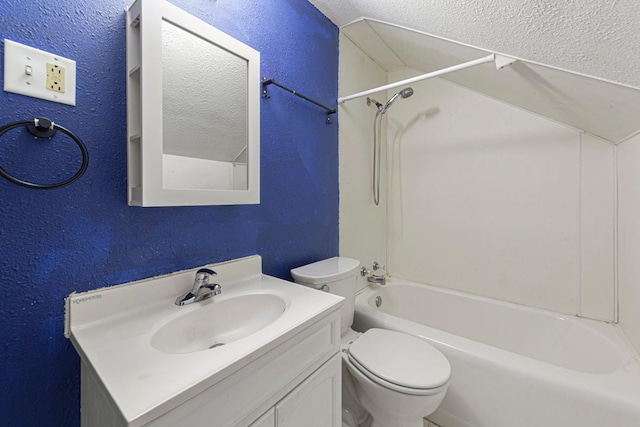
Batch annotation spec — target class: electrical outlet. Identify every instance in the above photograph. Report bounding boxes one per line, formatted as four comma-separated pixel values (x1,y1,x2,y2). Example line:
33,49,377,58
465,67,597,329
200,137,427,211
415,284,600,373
46,62,66,93
3,39,76,105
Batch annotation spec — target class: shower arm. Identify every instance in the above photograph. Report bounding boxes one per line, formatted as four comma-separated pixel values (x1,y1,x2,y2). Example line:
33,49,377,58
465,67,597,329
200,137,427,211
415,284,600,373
337,54,497,104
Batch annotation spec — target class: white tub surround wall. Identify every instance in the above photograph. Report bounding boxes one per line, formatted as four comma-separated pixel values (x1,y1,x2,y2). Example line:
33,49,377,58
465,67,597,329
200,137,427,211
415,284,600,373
580,134,616,321
385,69,615,320
338,35,388,292
618,134,640,355
333,13,640,321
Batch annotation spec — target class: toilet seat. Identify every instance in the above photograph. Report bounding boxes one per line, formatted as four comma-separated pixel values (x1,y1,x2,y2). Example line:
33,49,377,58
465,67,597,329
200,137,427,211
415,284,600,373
347,355,448,396
347,328,451,396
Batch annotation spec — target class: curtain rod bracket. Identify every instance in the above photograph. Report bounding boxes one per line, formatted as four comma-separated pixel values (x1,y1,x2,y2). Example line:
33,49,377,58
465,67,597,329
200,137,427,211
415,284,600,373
262,78,272,99
495,54,518,70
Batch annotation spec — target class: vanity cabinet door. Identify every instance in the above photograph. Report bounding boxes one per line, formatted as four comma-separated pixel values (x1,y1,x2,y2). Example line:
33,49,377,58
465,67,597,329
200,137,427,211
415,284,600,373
249,408,275,427
275,354,341,427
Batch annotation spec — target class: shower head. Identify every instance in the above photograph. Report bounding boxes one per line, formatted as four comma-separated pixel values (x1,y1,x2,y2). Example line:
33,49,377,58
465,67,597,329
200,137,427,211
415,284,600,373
400,87,414,98
382,87,414,113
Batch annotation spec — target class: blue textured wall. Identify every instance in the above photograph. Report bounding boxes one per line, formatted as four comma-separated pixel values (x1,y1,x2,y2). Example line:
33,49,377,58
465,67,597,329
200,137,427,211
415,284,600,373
0,1,338,425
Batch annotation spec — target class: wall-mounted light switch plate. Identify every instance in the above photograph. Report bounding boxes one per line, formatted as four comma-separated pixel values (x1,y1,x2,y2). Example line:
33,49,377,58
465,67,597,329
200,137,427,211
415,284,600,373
3,39,76,106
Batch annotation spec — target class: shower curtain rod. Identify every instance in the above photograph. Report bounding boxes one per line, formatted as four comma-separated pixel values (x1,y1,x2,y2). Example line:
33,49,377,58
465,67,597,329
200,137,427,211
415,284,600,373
337,54,496,104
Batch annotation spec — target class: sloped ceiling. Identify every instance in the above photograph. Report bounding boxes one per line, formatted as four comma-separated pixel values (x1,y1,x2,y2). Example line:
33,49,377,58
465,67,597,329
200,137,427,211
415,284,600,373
343,19,640,143
307,1,640,144
307,0,640,89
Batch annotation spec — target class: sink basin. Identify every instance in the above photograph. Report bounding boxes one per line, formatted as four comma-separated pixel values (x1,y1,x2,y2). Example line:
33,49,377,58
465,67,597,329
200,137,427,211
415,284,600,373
151,292,287,354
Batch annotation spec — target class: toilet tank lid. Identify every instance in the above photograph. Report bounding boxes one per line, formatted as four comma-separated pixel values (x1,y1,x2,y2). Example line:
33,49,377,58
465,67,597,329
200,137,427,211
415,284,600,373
291,257,360,284
348,328,451,390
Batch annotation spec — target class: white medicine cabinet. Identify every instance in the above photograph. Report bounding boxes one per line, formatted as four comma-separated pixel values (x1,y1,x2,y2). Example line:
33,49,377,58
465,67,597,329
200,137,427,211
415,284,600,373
126,0,260,206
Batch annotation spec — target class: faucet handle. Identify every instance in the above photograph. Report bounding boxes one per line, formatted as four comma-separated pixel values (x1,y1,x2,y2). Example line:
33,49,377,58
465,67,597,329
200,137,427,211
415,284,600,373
372,261,386,272
195,268,216,283
196,268,216,277
361,262,385,277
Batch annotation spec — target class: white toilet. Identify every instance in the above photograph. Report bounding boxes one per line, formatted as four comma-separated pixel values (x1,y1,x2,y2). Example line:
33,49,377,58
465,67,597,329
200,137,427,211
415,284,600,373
291,257,451,427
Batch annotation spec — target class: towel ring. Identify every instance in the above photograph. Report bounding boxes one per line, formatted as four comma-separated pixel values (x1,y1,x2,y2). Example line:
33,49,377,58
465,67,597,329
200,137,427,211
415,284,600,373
0,117,89,189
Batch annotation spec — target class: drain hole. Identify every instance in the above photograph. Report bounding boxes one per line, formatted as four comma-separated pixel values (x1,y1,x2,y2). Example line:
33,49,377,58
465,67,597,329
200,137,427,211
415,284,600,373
375,296,382,307
209,342,225,349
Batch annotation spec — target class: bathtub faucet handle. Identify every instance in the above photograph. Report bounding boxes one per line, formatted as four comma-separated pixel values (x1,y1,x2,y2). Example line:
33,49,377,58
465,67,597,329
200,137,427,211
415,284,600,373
372,261,386,272
361,262,386,277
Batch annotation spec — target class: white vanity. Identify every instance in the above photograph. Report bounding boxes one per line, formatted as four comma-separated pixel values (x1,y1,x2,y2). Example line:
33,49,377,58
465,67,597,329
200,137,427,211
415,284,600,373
65,256,343,426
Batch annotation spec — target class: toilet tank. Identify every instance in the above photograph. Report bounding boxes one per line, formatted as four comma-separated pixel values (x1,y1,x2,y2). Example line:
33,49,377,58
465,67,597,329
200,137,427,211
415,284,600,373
291,257,360,335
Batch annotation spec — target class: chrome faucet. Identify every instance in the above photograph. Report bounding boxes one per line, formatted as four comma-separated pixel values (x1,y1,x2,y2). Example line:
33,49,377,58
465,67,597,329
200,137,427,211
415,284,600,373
360,261,386,286
366,274,386,286
175,268,222,306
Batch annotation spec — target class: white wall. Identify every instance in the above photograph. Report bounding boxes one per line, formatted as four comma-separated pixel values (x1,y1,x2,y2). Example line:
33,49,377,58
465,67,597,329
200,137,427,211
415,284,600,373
384,70,615,319
338,36,388,291
618,134,640,353
580,134,616,320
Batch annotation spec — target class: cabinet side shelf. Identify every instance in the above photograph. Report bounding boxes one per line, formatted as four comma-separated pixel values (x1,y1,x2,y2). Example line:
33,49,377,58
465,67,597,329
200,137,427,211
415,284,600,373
128,66,141,79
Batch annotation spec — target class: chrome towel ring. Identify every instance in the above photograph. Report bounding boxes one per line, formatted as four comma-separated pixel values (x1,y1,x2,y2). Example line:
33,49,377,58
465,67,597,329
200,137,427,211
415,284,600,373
0,117,88,189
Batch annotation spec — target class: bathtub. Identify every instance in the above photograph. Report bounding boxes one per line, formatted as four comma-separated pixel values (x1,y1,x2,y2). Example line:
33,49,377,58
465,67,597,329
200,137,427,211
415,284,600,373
353,279,640,427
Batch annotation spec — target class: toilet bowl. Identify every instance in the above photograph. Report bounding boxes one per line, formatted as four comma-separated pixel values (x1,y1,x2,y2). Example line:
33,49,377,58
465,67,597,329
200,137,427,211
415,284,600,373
344,328,450,427
291,257,451,427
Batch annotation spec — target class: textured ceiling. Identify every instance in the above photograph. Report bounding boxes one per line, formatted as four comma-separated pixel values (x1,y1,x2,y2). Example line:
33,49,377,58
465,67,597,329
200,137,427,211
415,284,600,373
307,0,640,89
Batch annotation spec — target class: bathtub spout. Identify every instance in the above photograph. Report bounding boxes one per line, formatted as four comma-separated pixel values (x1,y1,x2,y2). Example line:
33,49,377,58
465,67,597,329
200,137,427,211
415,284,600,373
367,274,386,286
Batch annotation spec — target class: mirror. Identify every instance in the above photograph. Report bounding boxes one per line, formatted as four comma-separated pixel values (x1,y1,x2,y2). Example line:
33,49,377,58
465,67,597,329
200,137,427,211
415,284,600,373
162,20,248,191
126,0,260,206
